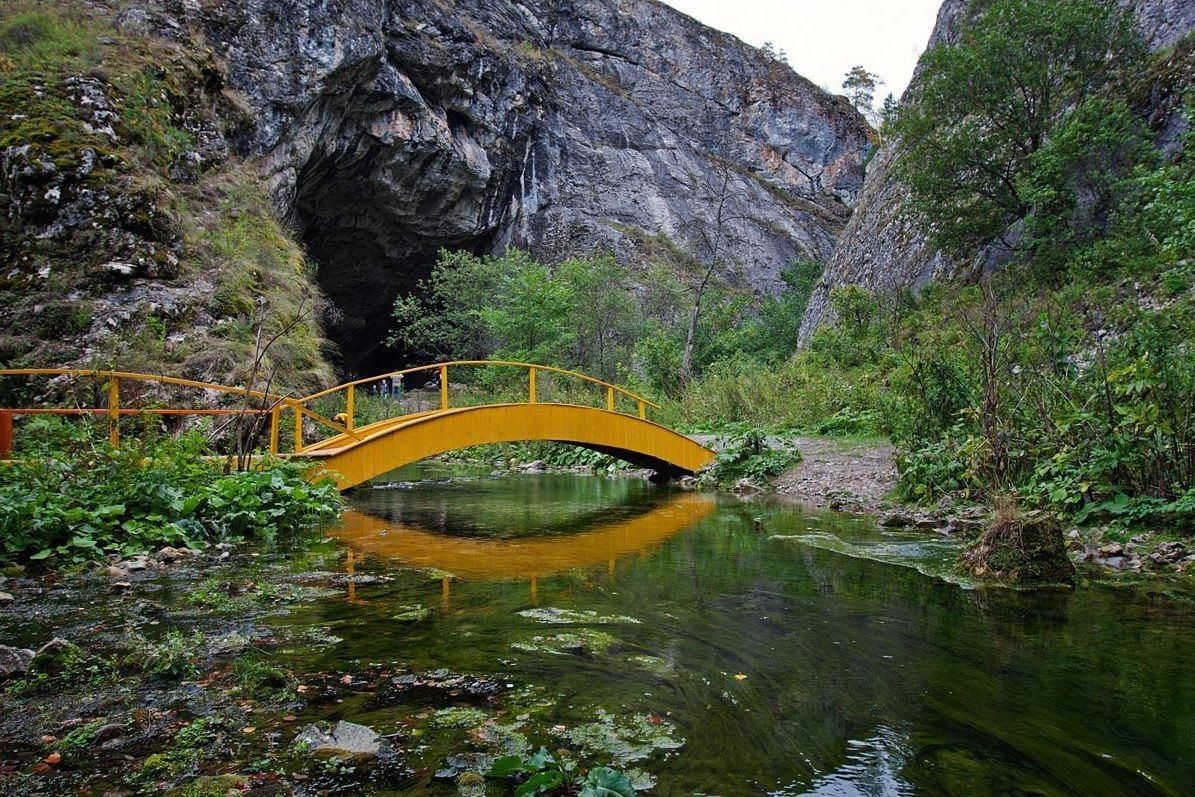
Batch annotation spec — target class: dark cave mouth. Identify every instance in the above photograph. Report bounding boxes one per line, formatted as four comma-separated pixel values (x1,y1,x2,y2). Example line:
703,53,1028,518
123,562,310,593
297,213,493,379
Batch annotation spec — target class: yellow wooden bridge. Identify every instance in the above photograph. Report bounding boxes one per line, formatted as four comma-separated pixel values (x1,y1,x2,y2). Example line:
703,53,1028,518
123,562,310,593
0,361,715,489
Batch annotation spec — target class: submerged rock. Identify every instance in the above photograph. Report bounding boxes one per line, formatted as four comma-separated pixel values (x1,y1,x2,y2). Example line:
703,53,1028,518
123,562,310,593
295,720,384,760
0,645,35,679
511,629,618,656
518,607,640,625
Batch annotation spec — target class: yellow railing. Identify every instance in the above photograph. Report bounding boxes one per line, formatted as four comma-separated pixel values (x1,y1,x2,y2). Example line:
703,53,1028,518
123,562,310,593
0,362,660,458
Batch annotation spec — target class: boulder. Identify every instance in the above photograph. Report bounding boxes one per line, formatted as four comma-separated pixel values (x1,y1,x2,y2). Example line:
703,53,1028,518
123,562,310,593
29,638,84,675
0,645,36,679
959,510,1074,585
294,720,384,760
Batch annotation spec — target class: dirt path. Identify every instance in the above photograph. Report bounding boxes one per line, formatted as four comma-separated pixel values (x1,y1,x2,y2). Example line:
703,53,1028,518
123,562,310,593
771,437,897,512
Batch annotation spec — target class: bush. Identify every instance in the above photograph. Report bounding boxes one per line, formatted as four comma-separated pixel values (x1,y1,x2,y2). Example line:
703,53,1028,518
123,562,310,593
0,419,343,563
698,429,801,489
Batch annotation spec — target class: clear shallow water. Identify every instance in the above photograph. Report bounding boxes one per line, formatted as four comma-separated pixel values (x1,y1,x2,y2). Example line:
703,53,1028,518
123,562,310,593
285,466,1195,796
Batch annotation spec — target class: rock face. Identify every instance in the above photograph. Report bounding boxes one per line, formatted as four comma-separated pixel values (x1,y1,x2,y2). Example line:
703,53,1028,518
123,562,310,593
151,0,873,371
797,0,1195,345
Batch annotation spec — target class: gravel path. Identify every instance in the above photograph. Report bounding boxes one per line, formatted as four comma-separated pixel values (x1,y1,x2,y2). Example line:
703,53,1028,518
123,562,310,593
771,437,897,511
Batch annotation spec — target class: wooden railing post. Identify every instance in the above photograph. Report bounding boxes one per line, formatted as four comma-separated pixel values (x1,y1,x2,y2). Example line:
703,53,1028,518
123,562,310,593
529,367,538,403
293,403,304,454
439,365,449,411
606,386,615,412
638,400,646,420
346,385,355,431
269,407,280,455
0,410,12,459
107,377,120,447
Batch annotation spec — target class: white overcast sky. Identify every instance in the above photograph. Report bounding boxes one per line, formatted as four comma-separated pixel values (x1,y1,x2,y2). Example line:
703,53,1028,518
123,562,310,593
660,0,943,101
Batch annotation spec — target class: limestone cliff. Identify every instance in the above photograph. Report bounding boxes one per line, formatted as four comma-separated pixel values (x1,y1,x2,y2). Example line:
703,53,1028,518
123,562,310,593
797,0,1195,345
148,0,873,371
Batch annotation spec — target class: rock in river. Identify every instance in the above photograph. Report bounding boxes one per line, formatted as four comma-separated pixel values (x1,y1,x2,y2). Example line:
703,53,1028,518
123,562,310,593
295,720,384,760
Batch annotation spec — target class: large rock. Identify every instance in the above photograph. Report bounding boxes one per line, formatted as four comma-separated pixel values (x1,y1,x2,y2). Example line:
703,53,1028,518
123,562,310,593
295,720,384,760
140,0,873,372
0,645,35,679
798,0,1195,344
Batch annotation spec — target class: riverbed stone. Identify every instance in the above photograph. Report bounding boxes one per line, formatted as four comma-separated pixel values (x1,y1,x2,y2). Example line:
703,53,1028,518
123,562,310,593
295,720,384,760
0,592,13,603
29,638,84,675
0,645,35,679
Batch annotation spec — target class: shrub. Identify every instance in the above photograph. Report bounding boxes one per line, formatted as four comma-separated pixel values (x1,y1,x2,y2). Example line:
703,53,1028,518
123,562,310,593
0,419,343,564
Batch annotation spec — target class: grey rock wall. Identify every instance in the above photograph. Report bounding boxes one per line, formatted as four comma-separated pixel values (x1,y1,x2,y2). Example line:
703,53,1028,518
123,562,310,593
797,0,1194,346
153,0,873,371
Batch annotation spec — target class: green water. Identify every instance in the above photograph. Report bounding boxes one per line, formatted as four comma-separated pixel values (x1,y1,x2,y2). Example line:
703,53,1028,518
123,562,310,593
285,466,1195,796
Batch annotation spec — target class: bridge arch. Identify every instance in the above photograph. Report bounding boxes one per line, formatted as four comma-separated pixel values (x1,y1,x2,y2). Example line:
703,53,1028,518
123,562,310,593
301,402,715,490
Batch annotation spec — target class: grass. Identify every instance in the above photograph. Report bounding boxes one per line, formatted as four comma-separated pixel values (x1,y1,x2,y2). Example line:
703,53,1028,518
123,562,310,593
0,0,335,395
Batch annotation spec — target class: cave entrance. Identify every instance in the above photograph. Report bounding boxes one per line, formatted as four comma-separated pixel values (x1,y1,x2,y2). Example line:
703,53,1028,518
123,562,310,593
294,167,493,379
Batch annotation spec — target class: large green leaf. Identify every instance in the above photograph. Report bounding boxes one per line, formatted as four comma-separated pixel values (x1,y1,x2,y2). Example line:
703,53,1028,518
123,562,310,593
580,767,636,797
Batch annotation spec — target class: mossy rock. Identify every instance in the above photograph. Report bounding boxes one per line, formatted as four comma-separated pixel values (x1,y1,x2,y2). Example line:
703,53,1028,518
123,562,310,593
166,774,245,796
958,511,1075,586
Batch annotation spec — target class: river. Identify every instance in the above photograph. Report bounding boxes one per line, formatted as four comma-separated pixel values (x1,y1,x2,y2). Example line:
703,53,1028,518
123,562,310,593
273,465,1195,796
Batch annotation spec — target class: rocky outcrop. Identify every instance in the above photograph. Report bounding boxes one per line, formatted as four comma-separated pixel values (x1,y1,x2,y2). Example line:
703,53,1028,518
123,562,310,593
142,0,873,372
797,0,1195,345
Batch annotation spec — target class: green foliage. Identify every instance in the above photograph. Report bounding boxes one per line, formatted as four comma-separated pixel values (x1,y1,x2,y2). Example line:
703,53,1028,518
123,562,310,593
698,429,802,489
0,418,343,564
231,653,292,697
1022,97,1154,280
487,748,636,797
141,630,204,682
481,261,576,365
890,0,1144,257
391,248,819,397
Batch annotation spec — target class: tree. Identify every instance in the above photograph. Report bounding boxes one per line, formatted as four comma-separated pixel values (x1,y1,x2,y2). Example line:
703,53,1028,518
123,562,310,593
842,66,881,121
480,263,575,365
558,254,639,381
879,93,898,131
889,0,1143,259
680,163,745,384
389,249,510,361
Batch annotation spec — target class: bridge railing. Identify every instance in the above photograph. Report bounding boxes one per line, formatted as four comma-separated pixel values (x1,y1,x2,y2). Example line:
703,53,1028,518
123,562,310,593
294,360,660,449
0,362,661,458
0,368,346,458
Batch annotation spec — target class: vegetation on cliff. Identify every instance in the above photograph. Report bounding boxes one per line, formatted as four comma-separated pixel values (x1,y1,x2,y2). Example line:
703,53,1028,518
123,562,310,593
0,1,333,394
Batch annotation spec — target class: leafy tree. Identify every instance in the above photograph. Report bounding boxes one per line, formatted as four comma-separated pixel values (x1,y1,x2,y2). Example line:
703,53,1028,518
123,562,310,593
479,262,575,365
842,65,882,121
558,253,640,380
389,249,510,360
1022,97,1153,280
889,0,1144,258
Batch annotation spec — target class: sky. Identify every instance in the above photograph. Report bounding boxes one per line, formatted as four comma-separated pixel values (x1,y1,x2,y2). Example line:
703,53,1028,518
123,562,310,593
659,0,943,103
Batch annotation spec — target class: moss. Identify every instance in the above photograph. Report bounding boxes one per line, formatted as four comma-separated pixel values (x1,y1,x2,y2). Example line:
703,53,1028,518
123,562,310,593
166,775,246,797
1,1,335,393
958,509,1075,586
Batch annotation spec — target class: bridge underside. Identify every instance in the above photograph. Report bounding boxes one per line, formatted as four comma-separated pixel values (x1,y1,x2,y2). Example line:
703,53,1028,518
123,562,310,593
300,403,716,490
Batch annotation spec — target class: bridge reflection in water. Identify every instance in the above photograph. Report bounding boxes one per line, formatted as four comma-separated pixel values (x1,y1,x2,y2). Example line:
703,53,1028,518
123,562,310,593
331,492,716,605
